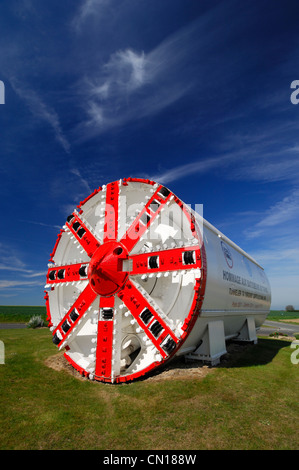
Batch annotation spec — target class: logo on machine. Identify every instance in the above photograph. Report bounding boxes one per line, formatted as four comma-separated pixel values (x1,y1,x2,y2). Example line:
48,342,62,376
221,241,233,269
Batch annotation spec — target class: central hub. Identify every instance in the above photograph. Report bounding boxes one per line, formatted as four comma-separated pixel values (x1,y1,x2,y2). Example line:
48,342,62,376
88,241,129,296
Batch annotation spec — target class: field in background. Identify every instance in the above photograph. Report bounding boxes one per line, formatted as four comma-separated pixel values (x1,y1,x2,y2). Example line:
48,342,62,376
0,306,298,324
267,310,299,322
0,305,47,323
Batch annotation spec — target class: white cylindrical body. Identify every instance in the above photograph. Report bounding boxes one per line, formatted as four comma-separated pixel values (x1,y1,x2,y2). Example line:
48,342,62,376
178,215,271,356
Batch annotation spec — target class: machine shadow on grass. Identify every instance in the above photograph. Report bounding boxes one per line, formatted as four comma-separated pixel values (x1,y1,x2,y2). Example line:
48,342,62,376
216,337,291,368
149,337,292,380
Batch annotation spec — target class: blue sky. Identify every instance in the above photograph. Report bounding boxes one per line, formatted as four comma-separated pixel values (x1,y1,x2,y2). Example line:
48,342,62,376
0,0,298,309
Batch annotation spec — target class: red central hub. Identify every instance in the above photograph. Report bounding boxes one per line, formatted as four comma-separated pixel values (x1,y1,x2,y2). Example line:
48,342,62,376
88,241,129,296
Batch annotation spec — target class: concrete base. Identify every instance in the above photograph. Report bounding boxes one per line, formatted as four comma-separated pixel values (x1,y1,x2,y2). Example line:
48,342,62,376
186,320,227,365
236,316,257,344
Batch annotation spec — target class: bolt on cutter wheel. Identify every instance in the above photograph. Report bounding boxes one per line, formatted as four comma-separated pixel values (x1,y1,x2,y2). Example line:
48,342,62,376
45,178,206,383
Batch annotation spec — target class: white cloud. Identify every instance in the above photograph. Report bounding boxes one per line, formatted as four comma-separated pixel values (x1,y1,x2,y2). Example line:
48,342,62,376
147,154,234,185
257,189,299,227
240,238,299,310
69,167,92,194
0,279,43,289
236,192,299,310
85,49,147,105
19,220,61,230
0,264,31,273
0,243,46,294
245,189,299,239
106,49,146,92
0,244,28,273
267,275,299,310
210,187,299,310
74,1,283,140
22,271,47,278
10,78,71,153
232,153,299,184
214,120,299,184
72,0,111,30
79,44,188,136
75,13,211,138
250,245,299,268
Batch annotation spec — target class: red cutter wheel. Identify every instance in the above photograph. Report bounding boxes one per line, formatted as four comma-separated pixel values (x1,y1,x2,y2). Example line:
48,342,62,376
45,178,206,383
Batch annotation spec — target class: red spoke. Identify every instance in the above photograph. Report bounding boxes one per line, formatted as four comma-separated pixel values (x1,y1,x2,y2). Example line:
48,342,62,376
129,245,202,276
117,279,179,358
44,290,52,327
52,284,97,347
46,262,88,285
103,181,119,243
94,296,115,380
49,229,64,263
66,212,100,258
120,185,172,253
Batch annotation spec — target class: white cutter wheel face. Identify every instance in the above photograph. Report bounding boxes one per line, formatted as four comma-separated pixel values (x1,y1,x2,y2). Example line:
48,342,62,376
45,178,206,383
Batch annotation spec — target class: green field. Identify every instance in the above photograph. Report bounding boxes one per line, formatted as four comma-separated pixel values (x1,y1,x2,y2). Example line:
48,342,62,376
267,310,299,322
0,305,47,323
0,326,298,450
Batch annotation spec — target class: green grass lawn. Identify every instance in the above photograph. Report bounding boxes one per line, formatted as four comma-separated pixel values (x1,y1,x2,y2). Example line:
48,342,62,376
0,327,298,450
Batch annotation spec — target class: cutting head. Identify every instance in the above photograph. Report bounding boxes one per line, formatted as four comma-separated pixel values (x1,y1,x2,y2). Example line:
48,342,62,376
45,178,206,383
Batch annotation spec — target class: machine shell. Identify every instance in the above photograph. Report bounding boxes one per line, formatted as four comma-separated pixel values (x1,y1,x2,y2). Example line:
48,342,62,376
179,213,271,362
